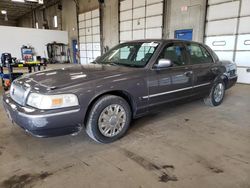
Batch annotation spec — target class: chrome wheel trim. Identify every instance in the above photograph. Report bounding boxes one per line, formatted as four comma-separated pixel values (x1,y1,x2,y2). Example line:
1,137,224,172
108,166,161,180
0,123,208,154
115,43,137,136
214,83,224,103
98,104,126,137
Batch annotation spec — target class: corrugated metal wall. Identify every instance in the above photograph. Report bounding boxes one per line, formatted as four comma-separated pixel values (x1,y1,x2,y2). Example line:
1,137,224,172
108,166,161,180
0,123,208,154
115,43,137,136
119,0,164,43
205,0,250,84
78,9,101,64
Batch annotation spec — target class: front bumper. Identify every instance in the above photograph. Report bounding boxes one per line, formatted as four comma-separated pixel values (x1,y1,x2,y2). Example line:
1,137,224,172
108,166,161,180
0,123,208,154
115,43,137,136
2,93,83,137
226,76,238,89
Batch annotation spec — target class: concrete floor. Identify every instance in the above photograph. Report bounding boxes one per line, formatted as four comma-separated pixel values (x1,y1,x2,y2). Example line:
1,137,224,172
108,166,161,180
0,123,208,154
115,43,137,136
0,68,249,187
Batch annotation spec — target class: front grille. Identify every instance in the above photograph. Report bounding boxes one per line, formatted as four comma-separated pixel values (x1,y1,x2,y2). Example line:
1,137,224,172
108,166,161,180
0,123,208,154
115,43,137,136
10,82,29,106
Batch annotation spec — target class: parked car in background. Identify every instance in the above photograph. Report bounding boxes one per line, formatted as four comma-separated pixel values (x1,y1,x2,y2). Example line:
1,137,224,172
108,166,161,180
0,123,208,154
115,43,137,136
3,39,237,143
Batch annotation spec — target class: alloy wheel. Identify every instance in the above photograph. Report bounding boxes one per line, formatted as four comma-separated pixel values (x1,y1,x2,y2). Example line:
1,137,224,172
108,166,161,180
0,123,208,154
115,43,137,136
98,104,127,137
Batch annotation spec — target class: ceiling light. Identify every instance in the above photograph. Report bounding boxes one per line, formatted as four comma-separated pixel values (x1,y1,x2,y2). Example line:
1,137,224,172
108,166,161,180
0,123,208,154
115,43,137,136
11,0,44,4
1,10,7,15
53,16,58,28
4,14,8,21
26,0,39,2
11,0,25,2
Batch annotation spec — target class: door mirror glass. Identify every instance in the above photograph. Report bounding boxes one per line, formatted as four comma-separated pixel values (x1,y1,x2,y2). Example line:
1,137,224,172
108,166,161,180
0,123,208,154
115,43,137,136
155,59,172,69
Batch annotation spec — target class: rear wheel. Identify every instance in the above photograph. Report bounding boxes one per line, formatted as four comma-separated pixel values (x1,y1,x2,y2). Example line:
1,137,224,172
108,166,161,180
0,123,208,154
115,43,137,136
86,95,131,143
204,81,225,107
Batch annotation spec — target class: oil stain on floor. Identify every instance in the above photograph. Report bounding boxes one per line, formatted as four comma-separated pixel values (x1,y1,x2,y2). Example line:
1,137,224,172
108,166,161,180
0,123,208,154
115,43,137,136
1,163,76,188
1,172,52,188
123,149,178,183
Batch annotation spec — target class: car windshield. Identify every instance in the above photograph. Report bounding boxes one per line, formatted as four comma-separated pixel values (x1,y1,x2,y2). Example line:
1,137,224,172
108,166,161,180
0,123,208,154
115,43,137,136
95,42,159,67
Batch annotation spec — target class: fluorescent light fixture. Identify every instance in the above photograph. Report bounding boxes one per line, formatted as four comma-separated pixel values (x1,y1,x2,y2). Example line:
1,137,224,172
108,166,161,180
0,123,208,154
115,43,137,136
4,14,8,21
26,0,38,2
1,10,7,15
181,6,188,12
11,0,25,2
53,15,58,28
12,0,43,3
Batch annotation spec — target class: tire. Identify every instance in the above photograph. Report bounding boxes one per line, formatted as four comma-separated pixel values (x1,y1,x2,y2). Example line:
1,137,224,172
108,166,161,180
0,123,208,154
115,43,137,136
86,95,132,143
204,80,225,107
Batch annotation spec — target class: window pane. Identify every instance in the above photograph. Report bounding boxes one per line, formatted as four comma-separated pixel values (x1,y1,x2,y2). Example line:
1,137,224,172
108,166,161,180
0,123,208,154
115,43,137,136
136,46,155,61
158,43,186,66
120,46,131,59
200,46,214,63
100,42,159,67
205,44,218,61
187,43,213,64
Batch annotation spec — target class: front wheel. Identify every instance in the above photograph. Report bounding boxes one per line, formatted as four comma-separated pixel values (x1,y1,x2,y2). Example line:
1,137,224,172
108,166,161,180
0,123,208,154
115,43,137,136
204,81,225,107
86,95,131,143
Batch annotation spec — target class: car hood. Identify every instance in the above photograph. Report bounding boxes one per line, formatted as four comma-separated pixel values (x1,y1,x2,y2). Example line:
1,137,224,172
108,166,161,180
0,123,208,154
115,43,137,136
19,64,135,89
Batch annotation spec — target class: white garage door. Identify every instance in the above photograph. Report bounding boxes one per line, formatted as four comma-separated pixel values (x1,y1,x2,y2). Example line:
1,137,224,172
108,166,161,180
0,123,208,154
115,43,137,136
205,0,250,84
119,0,164,43
78,9,101,64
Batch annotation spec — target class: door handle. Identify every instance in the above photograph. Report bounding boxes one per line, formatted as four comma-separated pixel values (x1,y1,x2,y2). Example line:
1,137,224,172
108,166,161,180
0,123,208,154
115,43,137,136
211,67,218,72
184,71,193,76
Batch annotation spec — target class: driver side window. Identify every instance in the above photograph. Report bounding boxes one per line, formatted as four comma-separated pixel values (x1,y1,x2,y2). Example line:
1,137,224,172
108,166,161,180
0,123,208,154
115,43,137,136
157,43,187,67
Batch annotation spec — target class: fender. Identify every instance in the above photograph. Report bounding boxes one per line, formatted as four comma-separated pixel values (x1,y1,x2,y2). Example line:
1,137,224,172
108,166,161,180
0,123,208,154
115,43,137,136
214,73,228,83
83,89,137,125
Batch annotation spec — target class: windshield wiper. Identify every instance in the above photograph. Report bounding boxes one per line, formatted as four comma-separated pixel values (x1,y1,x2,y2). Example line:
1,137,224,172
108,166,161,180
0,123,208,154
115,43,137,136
114,63,142,68
100,61,120,66
91,60,99,64
100,61,142,68
108,62,119,66
108,62,132,67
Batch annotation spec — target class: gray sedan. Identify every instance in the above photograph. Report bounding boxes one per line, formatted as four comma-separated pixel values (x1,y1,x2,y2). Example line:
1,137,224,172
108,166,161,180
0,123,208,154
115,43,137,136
3,39,237,143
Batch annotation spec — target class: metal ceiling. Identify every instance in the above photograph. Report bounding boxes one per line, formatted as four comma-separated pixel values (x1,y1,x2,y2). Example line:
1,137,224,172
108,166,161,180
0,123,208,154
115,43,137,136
0,0,50,23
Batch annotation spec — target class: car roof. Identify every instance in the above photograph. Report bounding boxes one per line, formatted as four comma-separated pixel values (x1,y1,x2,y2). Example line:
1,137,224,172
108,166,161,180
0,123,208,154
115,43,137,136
124,39,203,45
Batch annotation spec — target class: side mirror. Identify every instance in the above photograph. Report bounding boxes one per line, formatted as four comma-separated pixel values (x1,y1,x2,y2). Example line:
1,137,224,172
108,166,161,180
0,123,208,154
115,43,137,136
154,59,172,69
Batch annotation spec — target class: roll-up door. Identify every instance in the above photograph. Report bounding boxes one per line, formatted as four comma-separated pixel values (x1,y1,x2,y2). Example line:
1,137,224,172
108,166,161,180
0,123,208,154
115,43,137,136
205,0,250,84
119,0,164,43
78,9,101,64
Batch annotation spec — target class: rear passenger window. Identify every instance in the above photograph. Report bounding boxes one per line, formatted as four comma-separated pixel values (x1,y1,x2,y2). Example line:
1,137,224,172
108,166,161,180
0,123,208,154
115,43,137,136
205,44,219,62
187,43,213,64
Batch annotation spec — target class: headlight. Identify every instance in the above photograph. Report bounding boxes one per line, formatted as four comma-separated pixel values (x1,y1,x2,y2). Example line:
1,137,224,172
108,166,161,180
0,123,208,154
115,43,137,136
26,93,79,109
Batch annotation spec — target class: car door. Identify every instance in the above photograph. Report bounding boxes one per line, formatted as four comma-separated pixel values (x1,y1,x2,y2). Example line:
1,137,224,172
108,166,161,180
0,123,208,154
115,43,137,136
146,42,194,107
185,42,216,95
